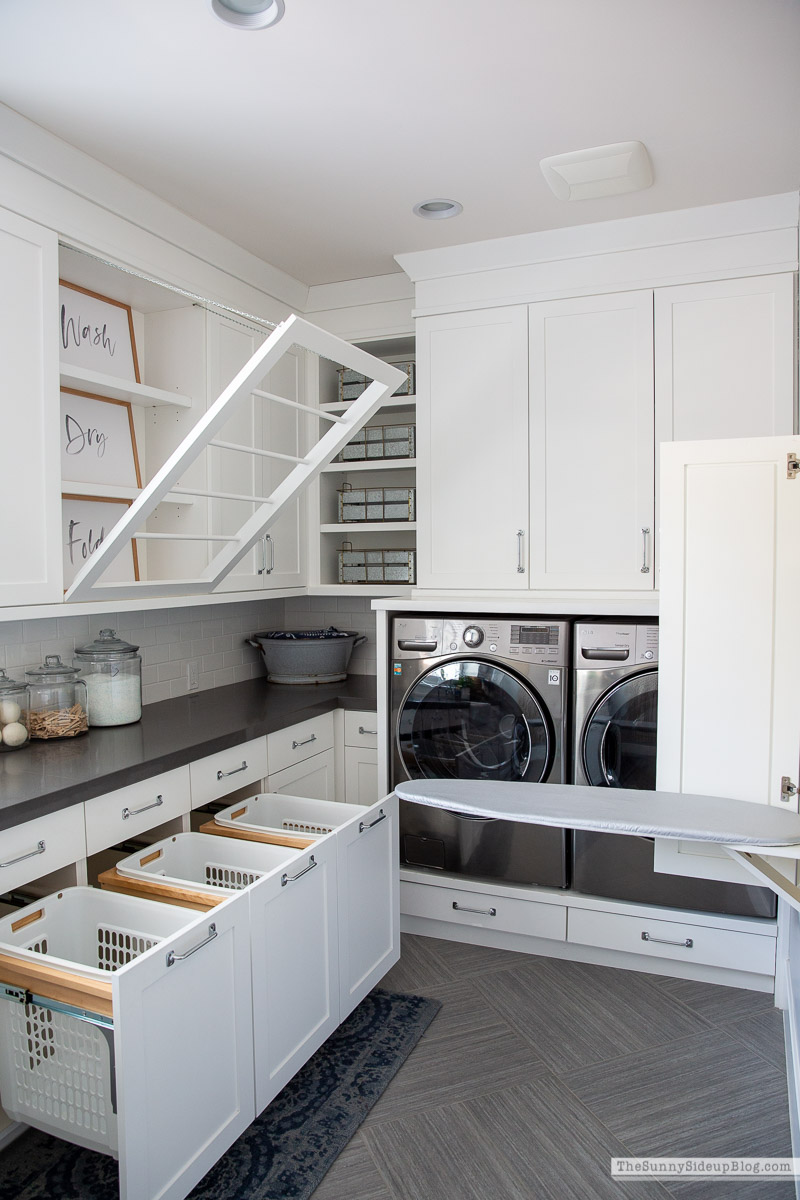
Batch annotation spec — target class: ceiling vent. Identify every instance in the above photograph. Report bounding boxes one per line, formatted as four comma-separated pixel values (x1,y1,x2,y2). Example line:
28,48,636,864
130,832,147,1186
539,141,653,201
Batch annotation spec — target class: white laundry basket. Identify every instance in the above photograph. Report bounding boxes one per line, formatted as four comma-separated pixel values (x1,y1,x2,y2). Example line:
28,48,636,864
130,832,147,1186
214,792,366,838
115,832,301,893
0,887,192,1157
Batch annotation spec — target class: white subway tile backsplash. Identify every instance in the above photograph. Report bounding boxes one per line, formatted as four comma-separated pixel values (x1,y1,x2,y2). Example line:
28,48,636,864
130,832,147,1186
213,667,236,688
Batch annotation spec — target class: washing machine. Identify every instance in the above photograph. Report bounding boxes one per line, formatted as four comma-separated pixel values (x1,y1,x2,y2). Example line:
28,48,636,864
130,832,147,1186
571,619,776,918
391,615,570,887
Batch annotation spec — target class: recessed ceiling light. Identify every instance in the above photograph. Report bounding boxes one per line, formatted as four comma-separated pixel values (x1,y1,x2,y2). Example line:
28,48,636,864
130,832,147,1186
413,198,463,220
210,0,285,30
540,141,653,201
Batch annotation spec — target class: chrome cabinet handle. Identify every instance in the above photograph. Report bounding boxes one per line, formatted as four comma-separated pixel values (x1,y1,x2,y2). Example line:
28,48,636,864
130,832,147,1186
166,922,217,967
122,795,163,820
292,734,317,749
358,726,377,736
516,529,525,574
640,527,651,573
281,855,317,887
359,809,386,833
217,761,248,780
0,840,45,869
452,901,497,917
641,931,693,949
257,534,274,575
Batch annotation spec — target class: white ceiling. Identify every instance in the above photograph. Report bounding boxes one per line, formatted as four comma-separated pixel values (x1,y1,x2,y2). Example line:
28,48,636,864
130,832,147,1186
1,0,799,288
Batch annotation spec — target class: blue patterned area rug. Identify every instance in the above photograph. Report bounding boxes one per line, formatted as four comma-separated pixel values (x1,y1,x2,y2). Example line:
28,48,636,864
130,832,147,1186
0,989,441,1200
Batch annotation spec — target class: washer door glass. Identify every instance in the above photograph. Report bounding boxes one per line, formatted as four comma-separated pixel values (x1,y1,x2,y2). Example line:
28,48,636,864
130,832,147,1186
582,669,658,789
397,659,552,782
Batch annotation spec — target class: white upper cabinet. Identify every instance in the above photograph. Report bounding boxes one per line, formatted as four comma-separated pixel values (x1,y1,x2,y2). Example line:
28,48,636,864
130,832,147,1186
528,291,655,590
416,306,529,590
655,434,800,885
655,274,796,445
0,207,62,605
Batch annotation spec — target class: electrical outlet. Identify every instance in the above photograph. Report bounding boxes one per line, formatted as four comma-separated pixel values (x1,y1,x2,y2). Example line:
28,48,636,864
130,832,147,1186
186,660,199,691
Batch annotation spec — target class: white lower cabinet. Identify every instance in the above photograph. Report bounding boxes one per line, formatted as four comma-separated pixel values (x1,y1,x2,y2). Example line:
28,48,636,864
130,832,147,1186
0,805,86,893
401,878,566,941
567,907,777,977
337,795,400,1018
268,747,336,801
343,711,379,806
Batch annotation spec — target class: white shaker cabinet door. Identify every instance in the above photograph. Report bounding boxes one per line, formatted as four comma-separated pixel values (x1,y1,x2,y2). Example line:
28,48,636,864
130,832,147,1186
656,435,800,886
528,290,655,590
113,890,254,1200
654,274,795,446
336,793,400,1019
0,207,62,605
416,306,529,589
248,836,339,1113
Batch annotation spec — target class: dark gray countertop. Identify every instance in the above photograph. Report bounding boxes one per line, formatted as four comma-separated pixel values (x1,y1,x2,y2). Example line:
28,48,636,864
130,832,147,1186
0,674,377,832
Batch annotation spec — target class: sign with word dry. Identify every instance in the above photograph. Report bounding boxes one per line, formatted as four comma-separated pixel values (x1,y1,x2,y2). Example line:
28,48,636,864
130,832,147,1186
60,389,141,489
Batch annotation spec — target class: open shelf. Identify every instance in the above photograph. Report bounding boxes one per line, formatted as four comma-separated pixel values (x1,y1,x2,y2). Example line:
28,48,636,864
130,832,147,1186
320,522,417,534
61,480,194,507
322,457,416,474
320,394,416,414
60,365,192,409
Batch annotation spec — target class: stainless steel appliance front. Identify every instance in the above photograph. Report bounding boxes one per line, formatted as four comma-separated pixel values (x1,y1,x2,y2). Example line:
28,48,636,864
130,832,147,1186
571,619,776,918
391,616,569,887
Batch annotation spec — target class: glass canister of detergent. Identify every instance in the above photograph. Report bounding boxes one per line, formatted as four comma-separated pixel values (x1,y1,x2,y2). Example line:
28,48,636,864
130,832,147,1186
0,669,29,750
26,655,89,739
73,629,142,727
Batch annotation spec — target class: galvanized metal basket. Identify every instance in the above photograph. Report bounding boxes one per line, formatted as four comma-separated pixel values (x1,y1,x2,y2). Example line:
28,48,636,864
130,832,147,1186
338,361,415,402
337,543,416,584
338,483,416,523
335,422,415,463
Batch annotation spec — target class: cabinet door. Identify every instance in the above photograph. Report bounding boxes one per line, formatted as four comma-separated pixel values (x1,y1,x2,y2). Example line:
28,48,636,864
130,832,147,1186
655,435,800,885
0,207,61,605
336,793,399,1019
654,274,795,446
113,891,254,1200
248,837,339,1112
207,313,307,592
416,307,529,589
529,291,655,590
268,747,336,801
344,745,379,806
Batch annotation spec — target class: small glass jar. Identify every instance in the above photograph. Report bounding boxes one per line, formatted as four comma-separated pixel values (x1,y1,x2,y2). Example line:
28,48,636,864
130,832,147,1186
73,629,142,727
25,655,89,740
0,669,30,751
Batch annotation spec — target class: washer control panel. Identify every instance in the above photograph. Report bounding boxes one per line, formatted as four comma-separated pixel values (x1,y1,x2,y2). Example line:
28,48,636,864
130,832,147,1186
574,621,658,667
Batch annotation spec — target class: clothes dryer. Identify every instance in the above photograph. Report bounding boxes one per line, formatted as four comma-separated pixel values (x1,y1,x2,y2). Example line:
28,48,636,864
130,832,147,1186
571,619,775,918
391,615,569,887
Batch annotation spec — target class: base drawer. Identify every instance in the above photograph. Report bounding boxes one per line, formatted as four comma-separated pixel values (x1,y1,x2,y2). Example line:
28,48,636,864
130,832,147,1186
401,880,566,941
568,907,776,975
190,736,268,809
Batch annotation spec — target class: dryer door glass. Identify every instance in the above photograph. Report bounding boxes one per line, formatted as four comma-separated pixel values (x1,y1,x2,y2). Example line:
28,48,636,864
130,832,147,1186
397,660,552,782
582,669,658,788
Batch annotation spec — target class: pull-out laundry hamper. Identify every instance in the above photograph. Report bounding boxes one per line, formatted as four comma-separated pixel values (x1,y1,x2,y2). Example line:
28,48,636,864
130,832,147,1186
213,792,367,839
114,832,301,896
0,888,194,1156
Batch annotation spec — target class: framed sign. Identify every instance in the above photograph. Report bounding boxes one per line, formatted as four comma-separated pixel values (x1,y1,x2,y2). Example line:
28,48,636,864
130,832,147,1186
60,389,141,488
62,495,140,591
59,280,140,383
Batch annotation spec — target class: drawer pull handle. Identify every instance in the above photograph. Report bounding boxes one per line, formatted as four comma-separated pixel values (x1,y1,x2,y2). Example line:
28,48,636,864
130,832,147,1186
359,809,386,833
641,931,693,949
217,761,248,780
166,922,217,967
0,840,45,869
452,901,497,917
358,726,377,736
292,734,317,749
122,795,163,820
281,855,317,887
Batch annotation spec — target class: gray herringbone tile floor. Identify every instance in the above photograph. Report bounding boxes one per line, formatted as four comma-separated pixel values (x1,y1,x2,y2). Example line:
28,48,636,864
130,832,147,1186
313,934,793,1200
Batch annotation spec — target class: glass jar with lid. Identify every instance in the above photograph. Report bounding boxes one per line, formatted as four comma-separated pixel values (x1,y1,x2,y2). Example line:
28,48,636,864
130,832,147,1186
73,629,142,727
0,668,29,750
25,655,89,739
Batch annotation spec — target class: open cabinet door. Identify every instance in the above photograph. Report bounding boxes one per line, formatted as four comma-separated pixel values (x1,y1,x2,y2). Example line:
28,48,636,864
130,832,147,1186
112,891,253,1200
655,435,800,886
65,315,405,601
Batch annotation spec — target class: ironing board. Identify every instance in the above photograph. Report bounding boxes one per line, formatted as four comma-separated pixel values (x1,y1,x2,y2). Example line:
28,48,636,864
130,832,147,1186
394,779,800,911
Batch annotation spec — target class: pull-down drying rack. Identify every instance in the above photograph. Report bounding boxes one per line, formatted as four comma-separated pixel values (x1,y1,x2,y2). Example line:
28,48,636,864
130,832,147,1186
65,314,406,602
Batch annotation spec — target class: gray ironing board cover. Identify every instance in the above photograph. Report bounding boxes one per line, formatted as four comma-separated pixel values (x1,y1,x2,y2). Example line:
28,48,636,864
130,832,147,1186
394,780,800,847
